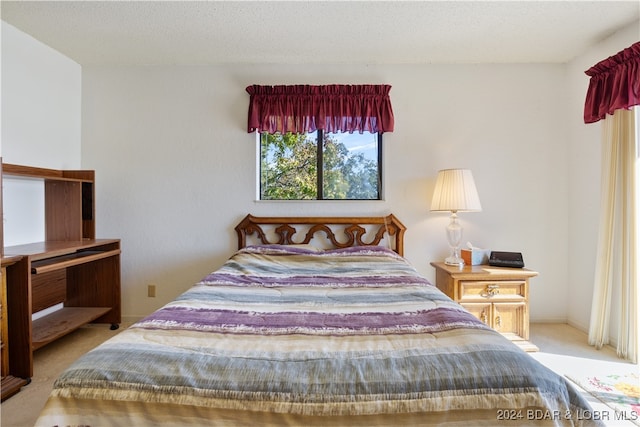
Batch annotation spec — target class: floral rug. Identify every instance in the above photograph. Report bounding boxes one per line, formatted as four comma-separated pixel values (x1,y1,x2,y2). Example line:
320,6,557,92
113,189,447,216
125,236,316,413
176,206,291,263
567,371,640,426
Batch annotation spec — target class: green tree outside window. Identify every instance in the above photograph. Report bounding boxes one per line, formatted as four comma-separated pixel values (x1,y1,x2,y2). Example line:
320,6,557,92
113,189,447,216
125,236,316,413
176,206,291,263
260,131,381,200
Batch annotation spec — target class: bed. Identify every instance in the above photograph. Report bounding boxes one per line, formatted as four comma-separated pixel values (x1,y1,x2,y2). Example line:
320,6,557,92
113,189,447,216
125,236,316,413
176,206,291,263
35,215,601,426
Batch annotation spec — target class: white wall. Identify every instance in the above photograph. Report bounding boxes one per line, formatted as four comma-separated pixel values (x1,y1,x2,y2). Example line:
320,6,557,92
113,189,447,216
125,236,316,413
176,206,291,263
80,63,571,321
4,19,637,326
1,21,81,246
565,21,640,333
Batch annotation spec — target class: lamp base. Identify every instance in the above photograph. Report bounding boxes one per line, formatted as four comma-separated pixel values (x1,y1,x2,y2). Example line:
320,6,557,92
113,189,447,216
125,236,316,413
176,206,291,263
444,255,465,267
444,211,465,267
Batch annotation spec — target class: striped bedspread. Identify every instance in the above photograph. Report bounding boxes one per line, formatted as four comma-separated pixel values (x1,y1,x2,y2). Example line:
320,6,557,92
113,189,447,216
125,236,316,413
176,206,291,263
36,246,600,426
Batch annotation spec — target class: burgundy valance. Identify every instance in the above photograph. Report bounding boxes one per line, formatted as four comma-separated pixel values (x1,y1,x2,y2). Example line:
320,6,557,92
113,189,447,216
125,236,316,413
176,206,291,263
246,84,394,134
584,41,640,124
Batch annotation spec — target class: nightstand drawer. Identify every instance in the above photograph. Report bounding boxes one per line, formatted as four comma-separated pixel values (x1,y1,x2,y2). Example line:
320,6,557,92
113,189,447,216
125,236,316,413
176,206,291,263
459,280,526,301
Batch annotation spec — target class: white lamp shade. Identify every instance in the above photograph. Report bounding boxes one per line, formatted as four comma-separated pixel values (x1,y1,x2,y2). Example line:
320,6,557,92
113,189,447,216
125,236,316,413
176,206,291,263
430,169,482,212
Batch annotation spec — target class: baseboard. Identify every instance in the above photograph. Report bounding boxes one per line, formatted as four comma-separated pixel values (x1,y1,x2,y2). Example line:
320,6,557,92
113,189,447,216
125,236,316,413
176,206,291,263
566,319,589,334
563,314,624,351
564,320,621,348
530,317,568,324
122,315,144,324
530,319,603,341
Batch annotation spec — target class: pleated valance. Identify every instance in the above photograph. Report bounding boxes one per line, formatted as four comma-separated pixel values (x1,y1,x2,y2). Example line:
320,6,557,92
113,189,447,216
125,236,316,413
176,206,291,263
584,41,640,124
246,84,394,134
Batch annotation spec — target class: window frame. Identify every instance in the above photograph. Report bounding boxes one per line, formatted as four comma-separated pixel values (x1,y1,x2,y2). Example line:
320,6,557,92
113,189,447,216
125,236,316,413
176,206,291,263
258,130,383,201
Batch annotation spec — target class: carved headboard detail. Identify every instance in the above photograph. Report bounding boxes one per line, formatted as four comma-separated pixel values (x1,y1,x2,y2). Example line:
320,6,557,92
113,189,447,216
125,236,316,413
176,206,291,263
235,214,406,256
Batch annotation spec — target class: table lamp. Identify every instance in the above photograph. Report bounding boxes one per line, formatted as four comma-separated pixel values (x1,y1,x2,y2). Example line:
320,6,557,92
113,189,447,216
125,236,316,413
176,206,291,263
430,169,482,266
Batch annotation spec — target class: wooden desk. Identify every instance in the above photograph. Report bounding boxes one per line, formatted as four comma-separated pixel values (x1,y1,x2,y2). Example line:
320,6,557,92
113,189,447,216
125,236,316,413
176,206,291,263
1,239,121,401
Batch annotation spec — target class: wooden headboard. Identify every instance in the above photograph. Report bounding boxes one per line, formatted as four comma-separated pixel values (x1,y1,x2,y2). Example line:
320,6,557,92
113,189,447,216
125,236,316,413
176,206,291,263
235,214,406,256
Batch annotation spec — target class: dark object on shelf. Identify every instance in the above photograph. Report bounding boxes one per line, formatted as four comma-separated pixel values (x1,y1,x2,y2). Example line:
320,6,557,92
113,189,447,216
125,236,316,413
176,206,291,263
489,251,525,268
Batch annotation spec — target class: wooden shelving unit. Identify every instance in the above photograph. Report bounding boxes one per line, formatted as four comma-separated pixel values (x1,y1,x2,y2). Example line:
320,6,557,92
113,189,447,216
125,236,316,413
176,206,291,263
1,162,121,401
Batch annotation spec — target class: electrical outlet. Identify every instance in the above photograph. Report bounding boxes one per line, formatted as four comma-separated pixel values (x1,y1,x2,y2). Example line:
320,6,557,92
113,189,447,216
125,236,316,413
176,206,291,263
147,284,156,298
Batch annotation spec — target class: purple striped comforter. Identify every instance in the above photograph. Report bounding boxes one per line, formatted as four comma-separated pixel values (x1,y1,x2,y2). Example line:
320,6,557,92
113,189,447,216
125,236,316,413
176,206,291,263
35,245,600,426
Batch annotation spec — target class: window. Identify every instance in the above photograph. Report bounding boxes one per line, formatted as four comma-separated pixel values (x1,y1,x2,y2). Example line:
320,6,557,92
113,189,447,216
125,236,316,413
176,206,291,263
246,84,394,201
259,131,382,200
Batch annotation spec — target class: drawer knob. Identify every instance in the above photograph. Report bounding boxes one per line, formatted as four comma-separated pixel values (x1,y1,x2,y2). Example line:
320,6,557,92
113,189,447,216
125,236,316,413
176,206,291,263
482,284,500,298
495,314,502,329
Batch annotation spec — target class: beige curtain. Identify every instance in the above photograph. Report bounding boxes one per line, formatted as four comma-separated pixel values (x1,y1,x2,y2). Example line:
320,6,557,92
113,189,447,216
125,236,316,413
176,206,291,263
588,107,638,363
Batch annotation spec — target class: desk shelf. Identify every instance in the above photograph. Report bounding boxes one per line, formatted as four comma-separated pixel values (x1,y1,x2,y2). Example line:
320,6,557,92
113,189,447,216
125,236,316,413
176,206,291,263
32,306,113,350
2,239,121,401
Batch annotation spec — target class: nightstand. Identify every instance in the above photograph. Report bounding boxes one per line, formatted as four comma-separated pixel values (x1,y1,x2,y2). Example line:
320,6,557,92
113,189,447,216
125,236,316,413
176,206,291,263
431,262,539,352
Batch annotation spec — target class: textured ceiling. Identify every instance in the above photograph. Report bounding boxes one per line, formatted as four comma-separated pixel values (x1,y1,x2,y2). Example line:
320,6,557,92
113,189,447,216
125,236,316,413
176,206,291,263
1,1,639,65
